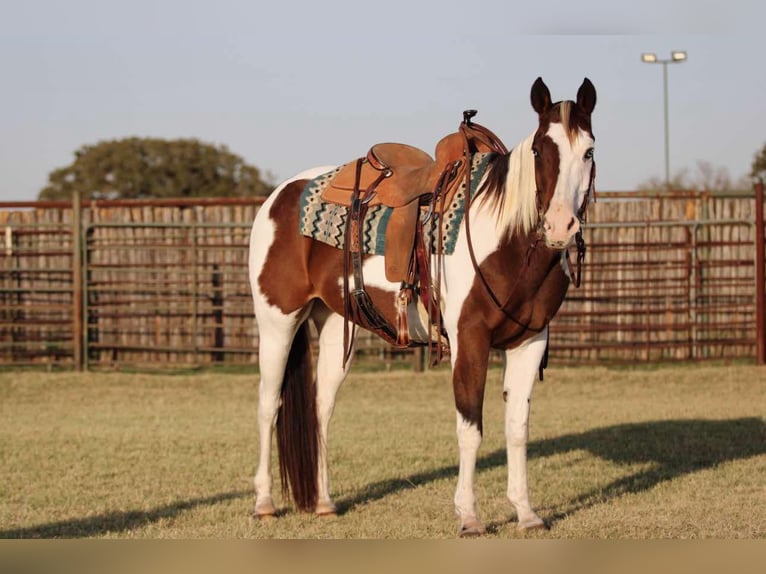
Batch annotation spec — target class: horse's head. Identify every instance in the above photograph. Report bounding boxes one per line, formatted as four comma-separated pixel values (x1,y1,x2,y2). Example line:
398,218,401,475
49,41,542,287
530,77,596,250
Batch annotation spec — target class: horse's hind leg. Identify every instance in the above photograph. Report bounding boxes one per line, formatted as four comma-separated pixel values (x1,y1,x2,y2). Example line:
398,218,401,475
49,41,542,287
312,305,354,515
253,304,312,518
503,328,548,530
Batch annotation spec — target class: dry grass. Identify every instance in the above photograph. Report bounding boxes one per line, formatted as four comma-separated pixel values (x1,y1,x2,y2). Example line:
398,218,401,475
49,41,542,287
0,364,764,539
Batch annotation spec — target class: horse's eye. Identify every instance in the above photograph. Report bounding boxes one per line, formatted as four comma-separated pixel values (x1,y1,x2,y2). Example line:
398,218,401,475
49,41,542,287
532,148,540,158
584,148,594,160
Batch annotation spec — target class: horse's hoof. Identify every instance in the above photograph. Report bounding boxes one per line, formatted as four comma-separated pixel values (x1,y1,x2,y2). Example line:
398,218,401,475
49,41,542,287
516,515,546,531
254,509,276,520
315,501,337,517
458,519,487,537
254,499,277,519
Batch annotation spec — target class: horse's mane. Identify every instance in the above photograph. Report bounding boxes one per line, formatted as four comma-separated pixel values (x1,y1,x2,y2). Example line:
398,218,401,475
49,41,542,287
476,101,580,239
475,131,538,239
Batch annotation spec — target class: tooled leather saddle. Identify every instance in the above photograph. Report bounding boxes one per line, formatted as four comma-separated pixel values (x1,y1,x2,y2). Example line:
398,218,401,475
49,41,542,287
323,111,507,366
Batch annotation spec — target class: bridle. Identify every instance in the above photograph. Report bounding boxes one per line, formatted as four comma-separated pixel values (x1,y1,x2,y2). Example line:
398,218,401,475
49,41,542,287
571,159,596,288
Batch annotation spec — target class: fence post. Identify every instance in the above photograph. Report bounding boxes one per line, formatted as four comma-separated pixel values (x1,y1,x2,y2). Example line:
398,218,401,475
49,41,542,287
72,191,84,371
755,178,765,365
212,265,224,362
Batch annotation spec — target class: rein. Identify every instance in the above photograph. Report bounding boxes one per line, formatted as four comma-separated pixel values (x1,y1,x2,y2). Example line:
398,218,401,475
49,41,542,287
460,116,546,334
460,114,596,332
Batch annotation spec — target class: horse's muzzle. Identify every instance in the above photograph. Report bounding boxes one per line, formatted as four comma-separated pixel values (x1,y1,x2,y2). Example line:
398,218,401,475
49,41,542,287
542,213,580,250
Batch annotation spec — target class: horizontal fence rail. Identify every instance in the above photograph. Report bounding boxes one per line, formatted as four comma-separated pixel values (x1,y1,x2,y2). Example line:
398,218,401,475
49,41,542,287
0,187,764,369
551,219,756,363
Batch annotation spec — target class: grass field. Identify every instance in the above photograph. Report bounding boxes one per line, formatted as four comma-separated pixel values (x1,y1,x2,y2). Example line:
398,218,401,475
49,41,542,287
0,364,764,539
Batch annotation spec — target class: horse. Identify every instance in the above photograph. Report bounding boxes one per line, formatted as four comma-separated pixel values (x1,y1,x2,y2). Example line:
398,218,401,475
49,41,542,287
248,77,596,536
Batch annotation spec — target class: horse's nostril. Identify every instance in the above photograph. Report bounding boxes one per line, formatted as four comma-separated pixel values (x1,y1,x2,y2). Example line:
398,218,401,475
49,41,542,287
567,217,576,231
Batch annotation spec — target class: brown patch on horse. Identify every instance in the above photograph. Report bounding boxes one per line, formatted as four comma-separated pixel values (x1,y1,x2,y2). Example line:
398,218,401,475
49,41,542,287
488,248,569,349
452,323,491,433
259,180,400,322
452,234,570,429
258,181,315,314
532,133,561,214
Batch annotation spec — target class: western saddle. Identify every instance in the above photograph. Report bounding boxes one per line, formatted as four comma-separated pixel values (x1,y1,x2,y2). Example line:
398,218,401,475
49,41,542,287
324,111,507,366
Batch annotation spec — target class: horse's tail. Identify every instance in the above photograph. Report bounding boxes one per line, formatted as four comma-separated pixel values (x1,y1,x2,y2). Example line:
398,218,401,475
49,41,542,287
276,320,319,512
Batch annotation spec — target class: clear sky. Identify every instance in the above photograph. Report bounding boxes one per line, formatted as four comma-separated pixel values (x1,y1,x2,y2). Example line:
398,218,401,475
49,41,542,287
1,0,764,200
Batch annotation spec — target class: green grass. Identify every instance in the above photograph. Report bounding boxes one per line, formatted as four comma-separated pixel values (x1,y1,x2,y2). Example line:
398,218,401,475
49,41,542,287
0,365,764,538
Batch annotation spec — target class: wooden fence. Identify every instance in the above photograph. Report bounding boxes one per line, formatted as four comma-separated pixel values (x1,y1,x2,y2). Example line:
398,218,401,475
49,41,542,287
0,187,764,369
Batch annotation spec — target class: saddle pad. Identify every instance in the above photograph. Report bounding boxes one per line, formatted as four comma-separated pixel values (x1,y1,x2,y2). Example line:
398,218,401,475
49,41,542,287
298,153,493,257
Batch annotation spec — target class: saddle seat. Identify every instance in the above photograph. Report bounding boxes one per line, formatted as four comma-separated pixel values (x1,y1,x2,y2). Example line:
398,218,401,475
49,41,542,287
322,132,466,209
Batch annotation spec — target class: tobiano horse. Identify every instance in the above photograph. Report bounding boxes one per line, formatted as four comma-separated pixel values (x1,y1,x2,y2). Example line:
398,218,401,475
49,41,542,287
248,77,596,535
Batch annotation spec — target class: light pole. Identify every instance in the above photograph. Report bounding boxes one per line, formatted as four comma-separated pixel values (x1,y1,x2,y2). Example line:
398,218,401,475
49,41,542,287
641,50,687,188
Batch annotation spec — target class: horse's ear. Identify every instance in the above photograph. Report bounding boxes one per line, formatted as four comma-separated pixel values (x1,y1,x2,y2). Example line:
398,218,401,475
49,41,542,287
531,77,552,115
576,78,597,115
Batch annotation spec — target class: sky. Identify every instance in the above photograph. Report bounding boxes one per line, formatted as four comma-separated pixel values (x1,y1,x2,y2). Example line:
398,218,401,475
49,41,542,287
1,0,764,201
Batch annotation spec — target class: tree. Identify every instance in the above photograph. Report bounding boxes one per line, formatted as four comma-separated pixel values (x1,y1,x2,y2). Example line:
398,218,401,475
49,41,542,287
638,161,749,193
751,142,766,181
39,138,274,200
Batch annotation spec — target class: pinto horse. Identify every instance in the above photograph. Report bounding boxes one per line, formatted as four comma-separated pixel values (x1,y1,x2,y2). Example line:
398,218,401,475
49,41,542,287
248,77,596,536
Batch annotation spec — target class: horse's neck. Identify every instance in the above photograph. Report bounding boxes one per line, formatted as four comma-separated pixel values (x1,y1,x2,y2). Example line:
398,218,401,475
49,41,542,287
459,151,523,262
465,200,507,260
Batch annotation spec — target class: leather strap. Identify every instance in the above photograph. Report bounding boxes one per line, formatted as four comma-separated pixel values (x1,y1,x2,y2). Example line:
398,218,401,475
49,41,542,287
341,114,518,367
460,120,547,335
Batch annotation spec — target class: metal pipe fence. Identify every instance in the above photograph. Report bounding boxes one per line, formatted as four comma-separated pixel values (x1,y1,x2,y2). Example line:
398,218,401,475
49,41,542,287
0,188,764,370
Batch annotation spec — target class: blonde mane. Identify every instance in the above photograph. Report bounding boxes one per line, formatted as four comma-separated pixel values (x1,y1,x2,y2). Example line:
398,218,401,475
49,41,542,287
477,132,539,239
476,100,582,239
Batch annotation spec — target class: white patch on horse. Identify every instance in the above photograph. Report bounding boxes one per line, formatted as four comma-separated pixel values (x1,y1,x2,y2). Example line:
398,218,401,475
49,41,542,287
341,256,432,342
542,123,594,247
442,196,502,346
503,329,547,530
454,415,483,534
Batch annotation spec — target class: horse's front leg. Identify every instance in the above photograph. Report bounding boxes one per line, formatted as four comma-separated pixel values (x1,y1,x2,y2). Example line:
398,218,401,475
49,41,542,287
503,328,548,530
450,326,491,537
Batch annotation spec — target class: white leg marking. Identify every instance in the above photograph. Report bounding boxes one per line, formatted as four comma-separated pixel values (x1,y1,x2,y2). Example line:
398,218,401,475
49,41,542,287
503,327,548,530
454,414,485,536
313,308,354,515
252,307,307,516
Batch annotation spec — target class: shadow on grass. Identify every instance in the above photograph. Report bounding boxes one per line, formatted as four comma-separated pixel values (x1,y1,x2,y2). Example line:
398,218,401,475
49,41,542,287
0,490,251,539
4,418,763,537
337,417,766,526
